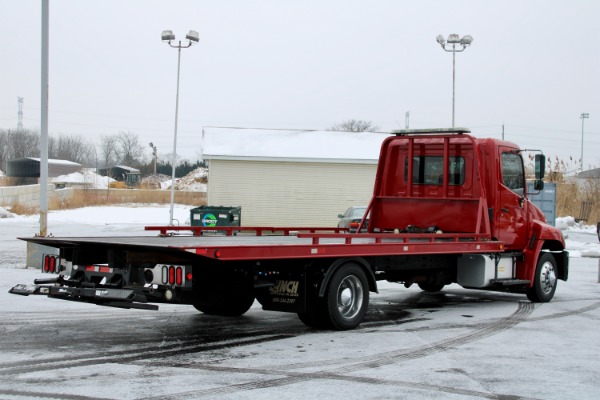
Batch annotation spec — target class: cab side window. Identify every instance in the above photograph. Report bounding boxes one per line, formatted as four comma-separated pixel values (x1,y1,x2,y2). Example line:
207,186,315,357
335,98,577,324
404,156,465,185
501,153,524,194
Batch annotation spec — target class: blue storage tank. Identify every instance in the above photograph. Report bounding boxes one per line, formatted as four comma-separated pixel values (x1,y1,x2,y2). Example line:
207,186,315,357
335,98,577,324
527,181,557,226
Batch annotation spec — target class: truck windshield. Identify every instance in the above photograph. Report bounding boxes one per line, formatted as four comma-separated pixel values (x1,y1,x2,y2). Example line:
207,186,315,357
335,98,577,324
405,156,465,185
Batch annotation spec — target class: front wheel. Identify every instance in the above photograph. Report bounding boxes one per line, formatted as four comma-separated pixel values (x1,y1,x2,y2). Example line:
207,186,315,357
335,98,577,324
324,263,369,330
526,253,557,302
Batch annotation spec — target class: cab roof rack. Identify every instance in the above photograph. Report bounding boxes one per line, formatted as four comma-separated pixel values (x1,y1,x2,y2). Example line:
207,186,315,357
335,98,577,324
392,127,471,136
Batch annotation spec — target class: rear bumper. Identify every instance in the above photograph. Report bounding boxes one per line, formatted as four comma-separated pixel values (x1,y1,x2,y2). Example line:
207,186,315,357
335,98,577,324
9,283,158,310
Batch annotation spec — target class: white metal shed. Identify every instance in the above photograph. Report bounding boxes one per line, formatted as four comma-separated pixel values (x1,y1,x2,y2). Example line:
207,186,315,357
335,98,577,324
202,127,387,227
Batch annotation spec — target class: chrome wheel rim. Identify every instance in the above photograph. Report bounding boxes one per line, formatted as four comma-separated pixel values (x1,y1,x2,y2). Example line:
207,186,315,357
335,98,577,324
337,275,364,320
539,260,557,295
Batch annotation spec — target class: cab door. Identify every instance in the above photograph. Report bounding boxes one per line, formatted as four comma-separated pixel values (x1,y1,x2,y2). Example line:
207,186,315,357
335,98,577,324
496,148,528,250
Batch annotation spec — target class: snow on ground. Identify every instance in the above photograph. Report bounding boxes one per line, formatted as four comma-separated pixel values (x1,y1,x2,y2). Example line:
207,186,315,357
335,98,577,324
0,204,192,226
0,206,16,219
557,216,600,257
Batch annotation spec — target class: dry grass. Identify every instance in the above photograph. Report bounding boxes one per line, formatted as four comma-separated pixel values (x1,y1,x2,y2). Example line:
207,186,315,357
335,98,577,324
8,188,207,215
556,181,599,223
9,202,38,215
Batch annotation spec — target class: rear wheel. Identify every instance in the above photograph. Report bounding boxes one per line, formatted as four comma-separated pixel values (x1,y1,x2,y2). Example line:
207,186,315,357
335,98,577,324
325,264,369,330
418,282,445,293
526,253,557,302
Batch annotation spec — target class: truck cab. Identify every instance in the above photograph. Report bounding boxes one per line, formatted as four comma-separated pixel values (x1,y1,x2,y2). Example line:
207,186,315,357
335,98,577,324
364,128,567,301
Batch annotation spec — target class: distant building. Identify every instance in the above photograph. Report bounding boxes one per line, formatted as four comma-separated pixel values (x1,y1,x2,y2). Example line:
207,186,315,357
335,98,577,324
97,165,141,187
577,168,600,189
6,158,82,179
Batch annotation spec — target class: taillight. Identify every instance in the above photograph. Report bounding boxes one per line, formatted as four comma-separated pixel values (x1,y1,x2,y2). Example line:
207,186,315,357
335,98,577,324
176,267,183,286
169,266,175,285
43,255,59,274
350,222,359,229
158,265,187,286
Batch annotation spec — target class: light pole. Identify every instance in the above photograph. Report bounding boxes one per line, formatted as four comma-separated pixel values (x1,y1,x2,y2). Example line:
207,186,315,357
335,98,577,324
436,33,473,128
149,142,157,175
580,113,589,171
162,29,199,225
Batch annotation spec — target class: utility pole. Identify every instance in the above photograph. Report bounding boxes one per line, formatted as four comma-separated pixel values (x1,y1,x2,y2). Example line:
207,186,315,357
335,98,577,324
405,111,410,129
580,113,589,171
149,142,157,175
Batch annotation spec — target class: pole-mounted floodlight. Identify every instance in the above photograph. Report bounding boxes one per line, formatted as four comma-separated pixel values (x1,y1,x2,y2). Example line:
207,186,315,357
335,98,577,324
436,33,474,128
161,30,175,41
186,30,200,42
162,29,198,225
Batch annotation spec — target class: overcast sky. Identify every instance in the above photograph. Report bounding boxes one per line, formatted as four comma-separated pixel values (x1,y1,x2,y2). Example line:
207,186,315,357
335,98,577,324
1,0,599,169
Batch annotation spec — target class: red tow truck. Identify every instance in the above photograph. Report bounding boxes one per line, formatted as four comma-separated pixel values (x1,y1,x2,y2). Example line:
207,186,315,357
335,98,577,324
10,128,568,330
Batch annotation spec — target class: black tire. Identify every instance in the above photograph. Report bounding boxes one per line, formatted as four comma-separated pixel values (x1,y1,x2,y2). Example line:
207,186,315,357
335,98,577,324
526,253,558,302
418,282,445,293
596,222,600,242
193,291,255,317
324,263,369,330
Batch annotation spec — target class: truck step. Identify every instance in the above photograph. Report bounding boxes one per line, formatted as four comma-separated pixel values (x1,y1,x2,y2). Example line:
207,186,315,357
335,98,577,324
490,279,530,286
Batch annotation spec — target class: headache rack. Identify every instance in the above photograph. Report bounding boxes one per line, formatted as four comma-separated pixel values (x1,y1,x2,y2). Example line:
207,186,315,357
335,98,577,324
392,127,471,136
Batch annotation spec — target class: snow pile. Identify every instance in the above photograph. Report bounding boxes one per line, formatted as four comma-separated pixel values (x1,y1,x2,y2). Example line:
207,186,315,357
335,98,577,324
160,168,207,192
142,174,171,189
52,168,114,189
0,206,15,219
556,216,597,235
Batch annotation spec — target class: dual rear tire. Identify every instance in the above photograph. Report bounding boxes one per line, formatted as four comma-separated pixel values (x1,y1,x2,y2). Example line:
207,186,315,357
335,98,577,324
298,263,369,330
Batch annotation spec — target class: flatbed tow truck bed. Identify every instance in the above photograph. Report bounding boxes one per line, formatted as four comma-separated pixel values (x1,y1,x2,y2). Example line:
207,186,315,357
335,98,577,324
21,226,504,261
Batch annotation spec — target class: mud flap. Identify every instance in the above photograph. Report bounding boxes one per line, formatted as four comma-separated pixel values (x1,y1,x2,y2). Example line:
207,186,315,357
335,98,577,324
255,278,306,313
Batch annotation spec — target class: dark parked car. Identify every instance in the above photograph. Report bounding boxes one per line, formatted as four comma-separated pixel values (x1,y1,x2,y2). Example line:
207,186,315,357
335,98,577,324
337,206,369,232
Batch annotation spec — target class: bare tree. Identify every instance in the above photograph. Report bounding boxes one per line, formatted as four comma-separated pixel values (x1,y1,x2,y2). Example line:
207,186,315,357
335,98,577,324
0,130,8,171
6,129,40,160
329,119,379,132
48,134,93,165
99,134,119,169
115,131,144,166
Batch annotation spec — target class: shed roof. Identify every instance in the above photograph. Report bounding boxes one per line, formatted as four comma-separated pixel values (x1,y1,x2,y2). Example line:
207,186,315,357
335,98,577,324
6,157,82,178
202,127,388,164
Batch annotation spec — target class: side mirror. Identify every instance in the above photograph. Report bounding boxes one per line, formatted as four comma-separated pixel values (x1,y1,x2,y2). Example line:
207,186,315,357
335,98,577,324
535,154,546,180
338,214,344,219
534,179,544,191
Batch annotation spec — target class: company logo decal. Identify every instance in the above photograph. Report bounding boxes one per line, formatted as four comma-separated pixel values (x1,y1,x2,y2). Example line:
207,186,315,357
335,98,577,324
202,213,218,227
269,280,299,297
